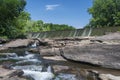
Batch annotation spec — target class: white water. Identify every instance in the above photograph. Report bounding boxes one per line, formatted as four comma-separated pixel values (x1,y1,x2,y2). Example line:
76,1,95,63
88,28,92,37
13,65,43,71
0,44,3,47
0,53,19,60
9,51,55,80
55,73,77,80
23,70,54,80
0,51,78,80
47,66,52,72
82,28,87,36
73,30,77,37
31,42,37,48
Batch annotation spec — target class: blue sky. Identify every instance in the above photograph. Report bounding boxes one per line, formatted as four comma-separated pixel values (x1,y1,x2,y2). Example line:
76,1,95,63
26,0,92,29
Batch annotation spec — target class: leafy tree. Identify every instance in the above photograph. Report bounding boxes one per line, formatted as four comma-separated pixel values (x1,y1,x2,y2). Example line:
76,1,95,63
26,20,75,32
0,0,27,38
11,11,31,38
0,0,75,38
25,20,44,32
88,0,120,27
43,23,75,31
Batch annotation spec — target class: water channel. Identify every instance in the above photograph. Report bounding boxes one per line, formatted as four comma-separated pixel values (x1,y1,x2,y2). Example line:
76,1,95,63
0,46,120,80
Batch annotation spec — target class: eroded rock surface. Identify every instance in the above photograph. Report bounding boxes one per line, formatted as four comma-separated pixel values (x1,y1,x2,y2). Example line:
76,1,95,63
0,39,34,51
60,43,120,69
0,66,26,80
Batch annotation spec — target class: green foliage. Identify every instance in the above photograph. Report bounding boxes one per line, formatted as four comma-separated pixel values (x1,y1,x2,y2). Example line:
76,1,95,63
11,11,31,38
0,0,75,38
43,23,75,31
88,0,120,27
25,20,44,32
0,0,27,38
0,36,8,39
25,20,75,32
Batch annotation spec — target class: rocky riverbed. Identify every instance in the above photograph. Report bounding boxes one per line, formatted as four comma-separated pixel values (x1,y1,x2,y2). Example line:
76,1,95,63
0,32,120,80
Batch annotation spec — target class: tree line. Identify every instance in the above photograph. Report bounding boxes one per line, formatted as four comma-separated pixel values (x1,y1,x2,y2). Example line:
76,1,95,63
86,0,120,28
0,0,75,38
1,0,120,38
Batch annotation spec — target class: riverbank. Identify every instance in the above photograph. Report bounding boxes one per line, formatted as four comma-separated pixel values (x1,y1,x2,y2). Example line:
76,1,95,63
0,32,120,80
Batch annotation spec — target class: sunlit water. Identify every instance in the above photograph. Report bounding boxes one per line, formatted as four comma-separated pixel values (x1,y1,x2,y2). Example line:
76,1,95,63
0,47,120,80
0,50,79,80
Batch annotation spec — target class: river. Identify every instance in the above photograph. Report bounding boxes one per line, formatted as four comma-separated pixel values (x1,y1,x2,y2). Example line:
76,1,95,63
0,47,120,80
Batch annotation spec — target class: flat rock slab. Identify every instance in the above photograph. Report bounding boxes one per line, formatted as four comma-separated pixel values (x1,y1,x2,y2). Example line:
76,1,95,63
61,43,120,69
3,39,33,48
0,39,34,51
43,56,66,61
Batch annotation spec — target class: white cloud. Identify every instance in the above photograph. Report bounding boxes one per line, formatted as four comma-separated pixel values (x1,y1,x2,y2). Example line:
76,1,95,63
45,4,60,11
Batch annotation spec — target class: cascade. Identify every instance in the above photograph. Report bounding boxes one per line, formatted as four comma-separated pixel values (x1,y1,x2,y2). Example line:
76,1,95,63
88,28,92,37
82,28,87,36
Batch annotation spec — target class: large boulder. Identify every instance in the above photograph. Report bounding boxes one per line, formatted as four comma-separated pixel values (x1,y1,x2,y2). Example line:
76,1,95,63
3,39,34,48
0,39,34,51
60,43,120,69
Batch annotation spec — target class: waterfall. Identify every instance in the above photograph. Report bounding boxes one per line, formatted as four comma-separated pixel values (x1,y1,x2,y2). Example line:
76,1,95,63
43,32,47,38
88,28,92,37
82,28,92,37
82,28,87,36
73,30,77,37
31,42,37,48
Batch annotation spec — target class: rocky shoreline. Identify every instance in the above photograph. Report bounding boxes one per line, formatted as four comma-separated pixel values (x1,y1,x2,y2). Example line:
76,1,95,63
0,32,120,80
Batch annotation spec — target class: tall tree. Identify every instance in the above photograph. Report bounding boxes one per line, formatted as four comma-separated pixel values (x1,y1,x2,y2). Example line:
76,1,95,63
88,0,120,28
0,0,27,38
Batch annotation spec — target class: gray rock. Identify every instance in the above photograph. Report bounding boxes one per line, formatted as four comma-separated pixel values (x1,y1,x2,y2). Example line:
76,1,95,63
99,74,120,80
60,43,120,69
39,47,60,56
1,39,34,49
95,32,120,40
0,66,26,80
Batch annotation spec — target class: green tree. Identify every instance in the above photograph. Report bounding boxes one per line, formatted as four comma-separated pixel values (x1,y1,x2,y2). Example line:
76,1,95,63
25,20,44,32
0,0,27,38
88,0,120,27
43,23,75,31
11,11,31,38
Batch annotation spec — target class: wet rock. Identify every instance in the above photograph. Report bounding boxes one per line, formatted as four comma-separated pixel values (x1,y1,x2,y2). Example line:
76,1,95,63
2,61,13,69
60,43,120,69
8,69,24,77
0,66,26,80
0,38,8,44
28,48,39,53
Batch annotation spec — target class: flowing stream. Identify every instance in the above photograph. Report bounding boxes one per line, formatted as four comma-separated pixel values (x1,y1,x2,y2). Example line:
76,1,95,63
0,45,120,80
0,48,80,80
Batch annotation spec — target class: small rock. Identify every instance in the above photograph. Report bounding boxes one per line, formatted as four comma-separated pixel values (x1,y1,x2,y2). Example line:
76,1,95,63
8,70,24,77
